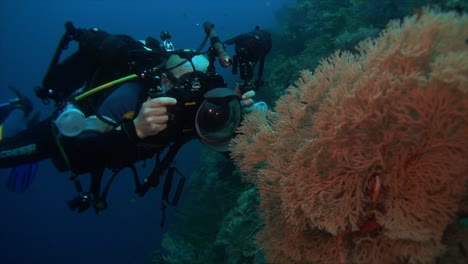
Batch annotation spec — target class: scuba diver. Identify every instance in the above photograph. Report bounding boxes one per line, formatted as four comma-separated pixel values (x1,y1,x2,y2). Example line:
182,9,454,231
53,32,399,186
143,30,175,52
224,26,272,92
0,86,39,192
160,30,175,51
0,21,258,217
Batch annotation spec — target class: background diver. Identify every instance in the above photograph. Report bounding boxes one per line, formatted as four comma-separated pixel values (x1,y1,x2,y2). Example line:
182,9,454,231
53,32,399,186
224,25,272,92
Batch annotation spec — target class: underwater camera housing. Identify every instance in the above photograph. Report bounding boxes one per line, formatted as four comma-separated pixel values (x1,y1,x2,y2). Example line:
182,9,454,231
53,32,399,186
149,69,242,150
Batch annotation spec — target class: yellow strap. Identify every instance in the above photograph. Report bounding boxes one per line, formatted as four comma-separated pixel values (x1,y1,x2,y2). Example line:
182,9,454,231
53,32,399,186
0,124,3,141
51,122,71,171
75,74,139,102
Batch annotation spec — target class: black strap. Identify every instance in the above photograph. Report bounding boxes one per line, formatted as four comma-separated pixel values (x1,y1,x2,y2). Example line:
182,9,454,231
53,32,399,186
94,167,122,212
68,137,188,214
37,22,78,104
135,140,186,196
68,165,139,213
89,168,104,199
257,55,266,81
133,139,188,227
46,22,78,76
160,164,186,227
162,165,186,206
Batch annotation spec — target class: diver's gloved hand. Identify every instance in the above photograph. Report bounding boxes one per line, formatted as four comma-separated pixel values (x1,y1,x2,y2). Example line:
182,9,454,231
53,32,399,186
239,90,256,113
236,85,268,113
133,97,177,139
8,86,33,117
240,90,255,107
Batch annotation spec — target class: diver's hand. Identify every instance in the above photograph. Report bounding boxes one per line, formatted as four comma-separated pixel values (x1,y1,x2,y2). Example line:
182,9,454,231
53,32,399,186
133,97,177,139
235,84,256,112
240,90,256,113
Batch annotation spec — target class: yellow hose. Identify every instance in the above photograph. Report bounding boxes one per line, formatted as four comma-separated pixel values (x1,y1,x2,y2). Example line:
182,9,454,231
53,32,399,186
74,74,139,102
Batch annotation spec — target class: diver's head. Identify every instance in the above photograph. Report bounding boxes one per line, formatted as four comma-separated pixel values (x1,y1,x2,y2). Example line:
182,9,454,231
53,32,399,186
160,30,172,41
159,30,174,51
165,53,209,79
160,53,210,92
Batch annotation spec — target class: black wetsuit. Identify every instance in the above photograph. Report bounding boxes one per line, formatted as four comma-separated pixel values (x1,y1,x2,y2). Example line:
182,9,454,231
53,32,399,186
226,29,272,86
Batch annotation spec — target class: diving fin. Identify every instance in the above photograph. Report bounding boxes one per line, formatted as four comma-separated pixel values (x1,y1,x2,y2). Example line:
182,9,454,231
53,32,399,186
7,162,39,192
4,101,40,192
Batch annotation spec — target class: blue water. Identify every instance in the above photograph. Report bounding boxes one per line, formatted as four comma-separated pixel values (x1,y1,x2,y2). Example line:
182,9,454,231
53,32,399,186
0,0,293,263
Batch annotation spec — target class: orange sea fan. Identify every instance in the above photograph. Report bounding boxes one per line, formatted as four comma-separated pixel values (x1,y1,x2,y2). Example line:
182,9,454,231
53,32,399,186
231,8,468,264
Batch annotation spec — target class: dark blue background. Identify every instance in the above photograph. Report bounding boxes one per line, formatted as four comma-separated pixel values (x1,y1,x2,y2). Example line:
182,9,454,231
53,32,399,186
0,0,292,263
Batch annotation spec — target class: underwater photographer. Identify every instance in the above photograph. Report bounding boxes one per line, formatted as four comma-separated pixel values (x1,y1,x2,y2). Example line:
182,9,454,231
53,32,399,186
0,20,257,214
224,25,272,92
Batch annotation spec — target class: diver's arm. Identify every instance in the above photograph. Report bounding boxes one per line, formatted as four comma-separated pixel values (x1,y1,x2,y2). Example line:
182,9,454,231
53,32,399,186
61,119,150,174
62,97,177,174
232,55,239,75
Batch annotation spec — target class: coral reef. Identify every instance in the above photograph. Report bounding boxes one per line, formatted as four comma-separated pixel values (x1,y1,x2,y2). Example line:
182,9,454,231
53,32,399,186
156,147,261,263
263,0,466,107
231,8,468,264
212,187,264,263
333,26,380,53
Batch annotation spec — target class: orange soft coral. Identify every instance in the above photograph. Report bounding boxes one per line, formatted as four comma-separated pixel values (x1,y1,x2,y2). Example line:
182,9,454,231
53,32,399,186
231,8,468,264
